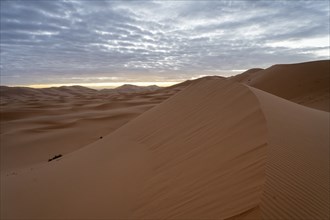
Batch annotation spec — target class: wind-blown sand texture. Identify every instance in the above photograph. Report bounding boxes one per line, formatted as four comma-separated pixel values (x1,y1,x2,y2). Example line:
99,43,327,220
0,60,329,219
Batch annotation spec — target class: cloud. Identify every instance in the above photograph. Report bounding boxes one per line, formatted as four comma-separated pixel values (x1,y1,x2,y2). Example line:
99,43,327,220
0,0,329,86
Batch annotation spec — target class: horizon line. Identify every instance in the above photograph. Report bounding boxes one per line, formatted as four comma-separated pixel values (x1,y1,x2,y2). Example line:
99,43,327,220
1,81,184,90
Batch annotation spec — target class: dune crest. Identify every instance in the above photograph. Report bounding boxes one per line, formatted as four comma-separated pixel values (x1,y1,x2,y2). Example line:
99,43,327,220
122,78,268,219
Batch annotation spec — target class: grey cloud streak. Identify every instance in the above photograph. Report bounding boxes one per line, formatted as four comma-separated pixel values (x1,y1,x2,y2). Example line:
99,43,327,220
0,0,329,86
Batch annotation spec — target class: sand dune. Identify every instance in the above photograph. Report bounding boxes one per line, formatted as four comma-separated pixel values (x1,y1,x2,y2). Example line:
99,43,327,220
101,84,160,94
1,60,329,219
1,78,268,219
117,78,268,219
0,84,160,104
234,60,330,111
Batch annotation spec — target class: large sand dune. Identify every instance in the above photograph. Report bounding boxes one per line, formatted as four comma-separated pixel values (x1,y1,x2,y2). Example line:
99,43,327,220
0,60,329,219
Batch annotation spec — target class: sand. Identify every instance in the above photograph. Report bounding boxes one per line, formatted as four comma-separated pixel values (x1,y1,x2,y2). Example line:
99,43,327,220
233,60,330,112
252,87,329,219
0,60,329,219
0,87,178,171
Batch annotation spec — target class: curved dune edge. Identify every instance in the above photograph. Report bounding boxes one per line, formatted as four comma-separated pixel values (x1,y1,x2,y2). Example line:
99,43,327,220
250,87,329,220
120,79,268,219
1,79,268,219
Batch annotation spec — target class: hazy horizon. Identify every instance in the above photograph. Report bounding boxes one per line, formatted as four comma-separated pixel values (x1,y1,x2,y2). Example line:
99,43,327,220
1,1,329,87
1,81,181,89
1,59,329,89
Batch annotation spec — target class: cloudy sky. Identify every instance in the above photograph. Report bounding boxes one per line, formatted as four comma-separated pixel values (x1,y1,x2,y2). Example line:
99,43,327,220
1,0,329,88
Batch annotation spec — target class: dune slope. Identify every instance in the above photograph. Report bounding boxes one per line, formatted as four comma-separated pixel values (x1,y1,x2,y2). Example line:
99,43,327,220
251,87,329,219
121,78,268,219
1,78,268,219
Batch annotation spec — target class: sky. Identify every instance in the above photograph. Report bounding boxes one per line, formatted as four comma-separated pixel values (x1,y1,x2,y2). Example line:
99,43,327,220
1,0,329,88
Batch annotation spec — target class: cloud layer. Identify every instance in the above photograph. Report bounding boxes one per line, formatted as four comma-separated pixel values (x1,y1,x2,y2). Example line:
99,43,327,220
1,0,329,86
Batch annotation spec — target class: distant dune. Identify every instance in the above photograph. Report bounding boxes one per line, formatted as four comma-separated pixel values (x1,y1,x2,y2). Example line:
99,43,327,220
233,60,330,111
0,85,176,171
0,84,161,104
0,60,329,219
